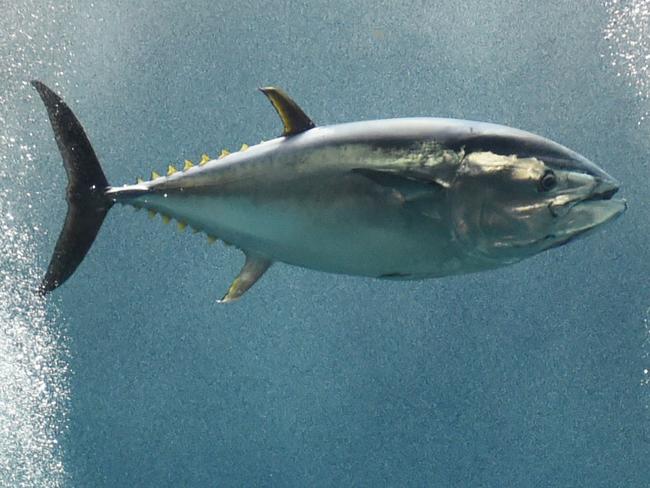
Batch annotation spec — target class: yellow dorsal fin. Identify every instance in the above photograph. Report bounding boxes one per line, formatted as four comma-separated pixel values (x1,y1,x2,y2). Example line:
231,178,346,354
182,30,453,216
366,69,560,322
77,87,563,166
259,87,316,136
184,159,194,170
161,215,171,224
240,143,249,152
200,154,210,165
219,149,230,159
177,221,187,232
151,171,161,180
147,210,157,219
207,235,217,244
167,165,177,176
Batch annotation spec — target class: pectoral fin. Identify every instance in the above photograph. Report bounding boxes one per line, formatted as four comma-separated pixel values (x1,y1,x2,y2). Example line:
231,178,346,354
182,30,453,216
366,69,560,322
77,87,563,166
218,253,272,303
352,168,445,201
259,87,315,136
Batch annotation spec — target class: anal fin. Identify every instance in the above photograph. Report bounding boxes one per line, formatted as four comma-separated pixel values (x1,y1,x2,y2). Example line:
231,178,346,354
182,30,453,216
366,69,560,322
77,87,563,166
218,253,272,303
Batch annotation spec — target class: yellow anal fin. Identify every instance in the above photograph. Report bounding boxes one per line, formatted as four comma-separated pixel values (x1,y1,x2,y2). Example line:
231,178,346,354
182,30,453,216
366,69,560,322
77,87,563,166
218,253,272,303
258,87,315,136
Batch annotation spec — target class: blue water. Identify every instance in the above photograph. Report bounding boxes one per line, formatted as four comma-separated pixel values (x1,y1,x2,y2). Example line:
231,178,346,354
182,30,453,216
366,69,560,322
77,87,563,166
1,1,649,486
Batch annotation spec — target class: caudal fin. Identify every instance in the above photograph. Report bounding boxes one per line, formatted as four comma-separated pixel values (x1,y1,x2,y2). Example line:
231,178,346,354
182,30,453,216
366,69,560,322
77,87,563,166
32,81,113,293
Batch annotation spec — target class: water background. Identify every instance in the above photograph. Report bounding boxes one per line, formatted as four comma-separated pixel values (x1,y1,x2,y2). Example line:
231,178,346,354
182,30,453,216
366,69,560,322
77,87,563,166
1,1,648,486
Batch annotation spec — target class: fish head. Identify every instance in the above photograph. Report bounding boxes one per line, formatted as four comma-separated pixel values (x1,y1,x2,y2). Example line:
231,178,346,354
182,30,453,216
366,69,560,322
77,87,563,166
449,148,626,264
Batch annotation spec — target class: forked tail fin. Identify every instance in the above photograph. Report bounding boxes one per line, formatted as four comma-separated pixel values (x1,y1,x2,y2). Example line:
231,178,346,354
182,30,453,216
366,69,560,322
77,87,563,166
32,81,113,293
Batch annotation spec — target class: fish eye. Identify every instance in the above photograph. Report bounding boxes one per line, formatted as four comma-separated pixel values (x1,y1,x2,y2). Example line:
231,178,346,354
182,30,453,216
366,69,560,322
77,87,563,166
538,170,557,192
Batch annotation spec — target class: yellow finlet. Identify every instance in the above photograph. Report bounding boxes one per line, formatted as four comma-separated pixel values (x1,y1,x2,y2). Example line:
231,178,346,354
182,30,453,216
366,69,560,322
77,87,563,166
136,177,144,184
177,221,187,232
167,165,177,176
207,235,217,244
240,143,249,152
147,210,157,219
200,154,210,165
184,159,194,170
190,226,200,234
161,215,171,225
219,149,230,159
151,171,161,180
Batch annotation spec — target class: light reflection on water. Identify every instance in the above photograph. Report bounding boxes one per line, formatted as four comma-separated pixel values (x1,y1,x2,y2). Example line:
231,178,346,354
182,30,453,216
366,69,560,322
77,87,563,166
604,0,650,123
0,2,73,486
603,0,649,443
0,219,69,487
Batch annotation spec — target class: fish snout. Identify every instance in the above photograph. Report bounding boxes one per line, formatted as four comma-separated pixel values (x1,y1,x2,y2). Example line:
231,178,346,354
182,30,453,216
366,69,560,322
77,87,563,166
590,176,620,201
583,175,627,215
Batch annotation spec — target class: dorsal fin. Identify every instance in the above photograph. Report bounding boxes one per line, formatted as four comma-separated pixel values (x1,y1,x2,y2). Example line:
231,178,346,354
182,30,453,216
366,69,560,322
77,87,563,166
259,87,315,136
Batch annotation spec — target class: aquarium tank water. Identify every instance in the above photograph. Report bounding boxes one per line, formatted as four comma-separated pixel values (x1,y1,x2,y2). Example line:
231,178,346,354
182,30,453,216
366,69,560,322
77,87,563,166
1,1,648,486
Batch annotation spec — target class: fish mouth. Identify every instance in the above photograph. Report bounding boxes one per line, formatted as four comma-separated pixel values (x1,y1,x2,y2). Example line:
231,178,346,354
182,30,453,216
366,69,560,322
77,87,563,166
549,177,626,245
578,177,627,227
583,177,621,202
